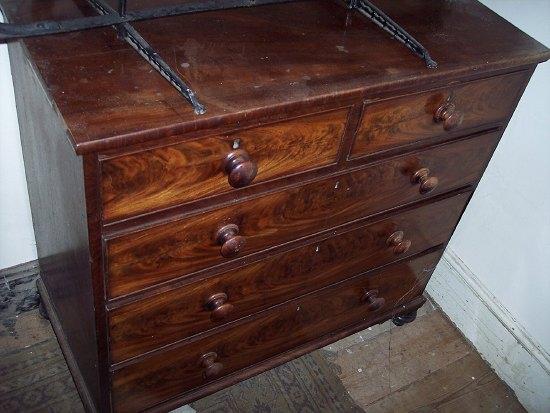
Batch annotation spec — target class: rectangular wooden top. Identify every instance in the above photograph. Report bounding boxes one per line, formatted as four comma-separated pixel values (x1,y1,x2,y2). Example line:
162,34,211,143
3,0,549,154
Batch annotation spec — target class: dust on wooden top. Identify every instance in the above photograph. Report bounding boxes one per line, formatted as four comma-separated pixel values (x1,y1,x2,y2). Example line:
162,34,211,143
3,0,549,154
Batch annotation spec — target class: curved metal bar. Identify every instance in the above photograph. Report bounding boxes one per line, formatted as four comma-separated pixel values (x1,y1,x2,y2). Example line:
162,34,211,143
0,0,299,43
0,15,122,42
352,0,437,68
87,0,206,114
1,0,438,113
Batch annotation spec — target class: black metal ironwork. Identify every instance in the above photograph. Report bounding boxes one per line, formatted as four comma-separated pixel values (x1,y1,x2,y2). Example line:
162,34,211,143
0,0,438,114
87,0,206,114
119,0,128,17
349,0,437,68
0,0,297,42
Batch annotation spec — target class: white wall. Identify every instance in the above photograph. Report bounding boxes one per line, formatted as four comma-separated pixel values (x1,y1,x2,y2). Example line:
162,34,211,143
428,1,550,411
449,0,550,353
0,14,38,270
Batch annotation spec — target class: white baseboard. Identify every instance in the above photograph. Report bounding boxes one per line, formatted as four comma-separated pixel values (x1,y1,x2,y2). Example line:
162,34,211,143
427,248,550,413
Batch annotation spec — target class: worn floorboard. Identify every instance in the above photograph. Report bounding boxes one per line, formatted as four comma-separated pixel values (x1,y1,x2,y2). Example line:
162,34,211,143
0,273,525,413
365,352,525,413
323,309,525,413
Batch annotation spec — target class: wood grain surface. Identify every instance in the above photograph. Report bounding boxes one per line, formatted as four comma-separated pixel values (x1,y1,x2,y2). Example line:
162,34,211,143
3,291,525,413
108,192,469,362
324,311,526,413
350,71,528,159
2,1,548,153
6,2,547,411
105,132,499,298
8,43,103,411
100,109,348,221
111,249,443,412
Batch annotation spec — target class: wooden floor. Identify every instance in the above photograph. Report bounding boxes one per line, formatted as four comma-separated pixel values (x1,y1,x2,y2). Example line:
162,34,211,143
323,303,525,413
0,272,525,412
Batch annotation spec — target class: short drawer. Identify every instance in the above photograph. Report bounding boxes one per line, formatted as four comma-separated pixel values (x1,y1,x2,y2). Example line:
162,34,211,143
100,109,348,221
350,71,527,159
108,192,469,363
105,131,499,298
111,249,443,413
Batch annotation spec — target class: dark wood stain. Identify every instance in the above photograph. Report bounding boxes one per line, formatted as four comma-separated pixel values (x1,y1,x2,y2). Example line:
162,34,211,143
105,132,499,298
2,292,525,413
350,70,528,159
5,1,548,411
8,42,102,410
2,0,549,153
108,193,469,362
111,250,443,413
100,109,348,221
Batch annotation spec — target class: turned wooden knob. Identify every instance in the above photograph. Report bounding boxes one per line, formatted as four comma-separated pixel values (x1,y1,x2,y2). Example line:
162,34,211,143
434,102,464,131
361,289,385,312
386,230,412,255
411,167,439,194
224,149,258,188
205,292,235,322
199,352,224,380
216,224,246,258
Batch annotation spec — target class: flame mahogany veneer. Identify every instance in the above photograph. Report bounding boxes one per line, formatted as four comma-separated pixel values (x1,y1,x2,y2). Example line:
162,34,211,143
108,193,470,363
105,133,499,298
7,0,548,411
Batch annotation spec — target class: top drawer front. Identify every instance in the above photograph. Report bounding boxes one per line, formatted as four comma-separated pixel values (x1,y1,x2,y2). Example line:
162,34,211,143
106,131,499,298
350,71,527,159
101,109,348,222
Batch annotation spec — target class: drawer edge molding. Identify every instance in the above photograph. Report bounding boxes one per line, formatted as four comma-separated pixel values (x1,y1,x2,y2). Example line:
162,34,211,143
102,128,499,239
139,296,427,413
349,70,529,160
100,108,350,222
111,247,442,411
109,245,444,371
105,188,472,308
104,131,500,298
107,193,470,363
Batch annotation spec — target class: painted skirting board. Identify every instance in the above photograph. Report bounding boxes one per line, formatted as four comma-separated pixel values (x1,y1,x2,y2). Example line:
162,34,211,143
427,248,550,413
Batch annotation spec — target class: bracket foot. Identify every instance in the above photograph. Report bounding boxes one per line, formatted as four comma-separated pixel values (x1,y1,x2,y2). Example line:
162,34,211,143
392,310,417,326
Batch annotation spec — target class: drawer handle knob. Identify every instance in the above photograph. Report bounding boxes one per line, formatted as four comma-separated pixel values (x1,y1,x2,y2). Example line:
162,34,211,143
200,352,224,380
412,167,439,194
205,292,235,322
224,149,258,188
361,289,386,312
216,224,246,258
434,102,464,131
386,231,412,255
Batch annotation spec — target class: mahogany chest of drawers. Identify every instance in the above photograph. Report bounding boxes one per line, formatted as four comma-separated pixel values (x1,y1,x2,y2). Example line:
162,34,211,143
5,0,548,412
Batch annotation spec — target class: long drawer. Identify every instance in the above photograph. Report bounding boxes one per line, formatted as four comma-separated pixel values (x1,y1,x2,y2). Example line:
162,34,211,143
100,109,348,222
350,71,526,159
111,249,443,413
108,192,469,363
105,131,499,298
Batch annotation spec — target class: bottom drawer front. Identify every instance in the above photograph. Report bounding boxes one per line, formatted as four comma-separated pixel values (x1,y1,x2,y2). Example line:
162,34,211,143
111,249,443,413
109,192,470,363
